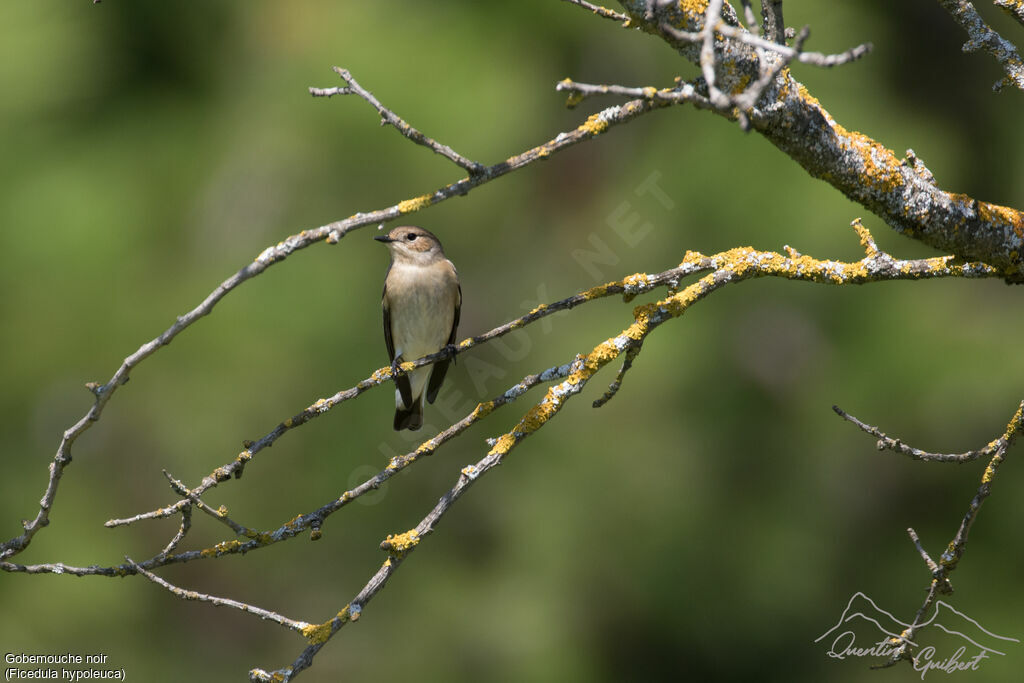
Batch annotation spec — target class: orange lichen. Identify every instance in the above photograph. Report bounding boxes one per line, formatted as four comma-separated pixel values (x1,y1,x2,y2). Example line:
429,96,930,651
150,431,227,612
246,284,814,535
978,201,1024,239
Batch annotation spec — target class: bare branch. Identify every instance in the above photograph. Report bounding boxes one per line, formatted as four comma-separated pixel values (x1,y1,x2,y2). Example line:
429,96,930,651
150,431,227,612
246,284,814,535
157,503,191,558
831,405,1003,462
840,400,1024,667
716,22,872,67
635,0,870,132
163,470,256,538
592,343,641,408
310,67,485,175
561,0,630,23
127,558,312,635
556,77,715,111
906,527,942,577
937,0,1024,91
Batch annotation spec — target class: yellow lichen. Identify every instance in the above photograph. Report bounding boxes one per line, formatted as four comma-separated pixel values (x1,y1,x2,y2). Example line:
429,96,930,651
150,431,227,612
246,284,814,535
731,74,752,95
978,201,1024,238
301,606,350,645
199,539,243,558
473,401,496,419
580,113,609,135
382,529,420,557
796,83,821,109
580,283,612,300
488,433,517,456
678,0,709,16
398,194,433,214
622,273,650,289
565,91,585,109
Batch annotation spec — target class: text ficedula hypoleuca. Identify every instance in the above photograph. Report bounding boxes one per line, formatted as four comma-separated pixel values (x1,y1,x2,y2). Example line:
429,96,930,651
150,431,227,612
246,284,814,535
374,226,461,431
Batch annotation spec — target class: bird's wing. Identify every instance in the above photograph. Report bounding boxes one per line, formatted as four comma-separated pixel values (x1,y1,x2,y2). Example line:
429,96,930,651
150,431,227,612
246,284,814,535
382,279,413,408
426,278,460,404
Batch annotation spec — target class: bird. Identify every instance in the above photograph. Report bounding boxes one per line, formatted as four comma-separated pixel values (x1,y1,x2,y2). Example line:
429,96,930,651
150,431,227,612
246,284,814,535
374,226,461,431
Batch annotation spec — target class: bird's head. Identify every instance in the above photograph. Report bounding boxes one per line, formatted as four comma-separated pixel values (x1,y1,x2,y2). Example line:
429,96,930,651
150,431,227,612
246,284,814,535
374,226,446,263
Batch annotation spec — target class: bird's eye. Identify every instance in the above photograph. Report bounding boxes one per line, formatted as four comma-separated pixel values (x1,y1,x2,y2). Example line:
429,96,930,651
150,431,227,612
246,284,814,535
405,234,417,241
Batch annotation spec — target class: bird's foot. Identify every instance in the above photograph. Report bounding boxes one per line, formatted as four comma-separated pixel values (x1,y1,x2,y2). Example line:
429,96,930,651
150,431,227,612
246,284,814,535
443,344,458,364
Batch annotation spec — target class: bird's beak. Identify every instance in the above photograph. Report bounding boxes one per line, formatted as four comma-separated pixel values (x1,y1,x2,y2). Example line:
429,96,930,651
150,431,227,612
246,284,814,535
374,235,393,243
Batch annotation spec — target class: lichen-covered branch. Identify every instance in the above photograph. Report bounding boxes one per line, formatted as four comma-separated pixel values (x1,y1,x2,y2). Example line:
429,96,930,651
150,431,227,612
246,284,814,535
650,0,871,129
937,0,1024,91
613,0,1024,279
0,67,669,568
837,401,1024,667
6,4,1022,679
0,360,575,577
251,221,1002,680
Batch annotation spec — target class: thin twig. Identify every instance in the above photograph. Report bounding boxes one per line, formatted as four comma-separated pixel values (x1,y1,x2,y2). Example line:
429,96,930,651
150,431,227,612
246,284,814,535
831,405,1002,462
163,470,256,538
841,400,1024,667
592,343,641,408
310,67,485,175
717,21,872,67
560,0,630,24
158,503,191,558
556,78,716,112
937,0,1024,91
643,0,869,130
906,527,941,576
127,558,312,635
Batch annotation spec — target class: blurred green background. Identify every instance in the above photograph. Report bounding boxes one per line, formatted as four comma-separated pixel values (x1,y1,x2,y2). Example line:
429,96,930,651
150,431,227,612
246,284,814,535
2,1,1023,681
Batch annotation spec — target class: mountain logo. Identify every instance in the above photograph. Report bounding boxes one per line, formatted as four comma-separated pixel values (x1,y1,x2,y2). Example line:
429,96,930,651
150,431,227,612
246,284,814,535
816,592,1018,677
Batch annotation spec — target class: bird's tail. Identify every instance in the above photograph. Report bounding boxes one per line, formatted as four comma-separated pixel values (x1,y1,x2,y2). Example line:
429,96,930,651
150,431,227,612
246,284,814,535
394,396,423,431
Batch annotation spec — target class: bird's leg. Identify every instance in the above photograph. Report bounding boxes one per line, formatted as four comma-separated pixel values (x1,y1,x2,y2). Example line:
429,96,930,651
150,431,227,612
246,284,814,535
442,344,458,365
390,355,404,378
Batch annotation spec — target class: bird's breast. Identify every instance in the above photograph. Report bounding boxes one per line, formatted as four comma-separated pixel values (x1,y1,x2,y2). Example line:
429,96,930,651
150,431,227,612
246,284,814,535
386,261,457,359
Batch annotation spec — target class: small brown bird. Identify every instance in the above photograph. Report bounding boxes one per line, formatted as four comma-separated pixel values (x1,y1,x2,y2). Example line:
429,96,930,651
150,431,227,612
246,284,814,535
375,226,461,431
